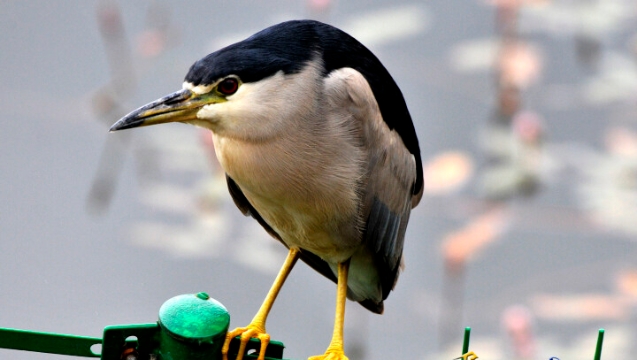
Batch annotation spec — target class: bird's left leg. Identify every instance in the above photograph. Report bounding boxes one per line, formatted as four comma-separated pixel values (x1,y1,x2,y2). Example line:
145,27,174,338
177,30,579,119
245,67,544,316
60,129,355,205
222,247,300,360
308,259,351,360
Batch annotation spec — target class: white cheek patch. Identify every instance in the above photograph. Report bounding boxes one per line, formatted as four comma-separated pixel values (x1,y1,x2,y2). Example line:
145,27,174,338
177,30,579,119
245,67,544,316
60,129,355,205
197,103,219,119
183,81,213,95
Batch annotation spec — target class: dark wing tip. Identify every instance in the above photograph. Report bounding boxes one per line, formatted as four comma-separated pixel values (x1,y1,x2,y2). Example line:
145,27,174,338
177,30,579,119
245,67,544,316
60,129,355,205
359,299,384,314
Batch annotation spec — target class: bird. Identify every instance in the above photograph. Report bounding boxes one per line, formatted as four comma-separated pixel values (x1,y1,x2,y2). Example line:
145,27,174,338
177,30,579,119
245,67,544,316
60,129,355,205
110,19,423,360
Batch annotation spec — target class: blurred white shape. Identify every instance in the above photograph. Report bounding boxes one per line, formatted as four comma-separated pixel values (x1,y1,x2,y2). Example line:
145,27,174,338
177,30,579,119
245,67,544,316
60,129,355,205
131,179,284,274
145,123,196,146
139,182,196,215
582,52,637,105
343,3,430,48
131,212,230,258
145,126,211,172
449,38,500,72
233,220,286,274
478,112,546,199
479,165,531,198
573,126,637,236
520,0,634,36
577,154,637,235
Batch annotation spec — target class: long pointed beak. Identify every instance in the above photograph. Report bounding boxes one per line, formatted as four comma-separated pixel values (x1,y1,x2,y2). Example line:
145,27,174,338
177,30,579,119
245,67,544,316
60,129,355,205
109,88,221,131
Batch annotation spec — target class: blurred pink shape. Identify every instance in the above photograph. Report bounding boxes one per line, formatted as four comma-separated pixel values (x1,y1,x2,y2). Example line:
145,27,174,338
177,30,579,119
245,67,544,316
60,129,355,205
604,126,637,157
498,41,542,90
97,1,124,39
615,270,637,301
137,30,167,58
308,0,332,12
501,305,536,359
423,151,474,195
442,208,509,271
513,111,544,145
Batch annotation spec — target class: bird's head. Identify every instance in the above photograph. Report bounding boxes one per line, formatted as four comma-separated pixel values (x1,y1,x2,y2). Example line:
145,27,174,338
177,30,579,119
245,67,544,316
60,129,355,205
110,21,326,141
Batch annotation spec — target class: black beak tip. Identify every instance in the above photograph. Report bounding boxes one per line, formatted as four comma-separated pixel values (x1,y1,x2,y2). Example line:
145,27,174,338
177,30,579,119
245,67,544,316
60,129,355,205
109,116,142,132
108,124,121,132
109,121,126,132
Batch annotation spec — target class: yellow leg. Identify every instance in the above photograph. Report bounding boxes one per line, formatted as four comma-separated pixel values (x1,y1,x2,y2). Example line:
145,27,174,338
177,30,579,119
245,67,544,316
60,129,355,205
308,260,350,360
222,248,300,360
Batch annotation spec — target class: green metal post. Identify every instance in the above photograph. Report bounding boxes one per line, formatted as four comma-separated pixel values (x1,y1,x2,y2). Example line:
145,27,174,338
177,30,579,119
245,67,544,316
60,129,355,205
157,292,230,359
462,327,471,355
594,329,604,360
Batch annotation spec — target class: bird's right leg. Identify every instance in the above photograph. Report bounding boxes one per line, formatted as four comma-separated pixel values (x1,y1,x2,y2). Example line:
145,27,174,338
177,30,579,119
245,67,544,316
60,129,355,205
222,248,300,360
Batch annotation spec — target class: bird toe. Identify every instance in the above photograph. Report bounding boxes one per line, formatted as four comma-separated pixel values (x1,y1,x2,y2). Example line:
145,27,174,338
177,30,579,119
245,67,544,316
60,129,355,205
222,324,271,360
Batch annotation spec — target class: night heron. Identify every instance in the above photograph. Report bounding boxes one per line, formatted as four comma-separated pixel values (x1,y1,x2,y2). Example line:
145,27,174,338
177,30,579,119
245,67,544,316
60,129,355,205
110,20,423,360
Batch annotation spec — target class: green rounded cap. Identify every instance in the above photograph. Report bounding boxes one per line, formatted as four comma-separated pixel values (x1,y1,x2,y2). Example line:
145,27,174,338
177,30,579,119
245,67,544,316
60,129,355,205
158,293,230,344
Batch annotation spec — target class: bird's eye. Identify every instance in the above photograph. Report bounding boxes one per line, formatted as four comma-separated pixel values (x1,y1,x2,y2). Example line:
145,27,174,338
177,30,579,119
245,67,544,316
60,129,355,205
218,78,239,95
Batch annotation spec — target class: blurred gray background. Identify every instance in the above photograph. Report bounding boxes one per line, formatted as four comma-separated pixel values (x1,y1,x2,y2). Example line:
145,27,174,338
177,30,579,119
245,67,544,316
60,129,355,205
2,1,637,359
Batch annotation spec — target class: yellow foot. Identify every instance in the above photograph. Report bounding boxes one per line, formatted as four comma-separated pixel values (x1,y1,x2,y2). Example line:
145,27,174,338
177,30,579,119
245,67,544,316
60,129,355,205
308,349,349,360
454,351,478,360
222,324,270,360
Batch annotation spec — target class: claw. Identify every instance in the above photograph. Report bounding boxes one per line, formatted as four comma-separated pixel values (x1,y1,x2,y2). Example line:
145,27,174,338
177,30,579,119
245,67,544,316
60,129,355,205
222,325,271,360
453,351,478,360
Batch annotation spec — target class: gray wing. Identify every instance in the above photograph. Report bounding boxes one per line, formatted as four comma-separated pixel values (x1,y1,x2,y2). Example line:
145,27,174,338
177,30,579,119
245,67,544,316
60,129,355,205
324,68,421,307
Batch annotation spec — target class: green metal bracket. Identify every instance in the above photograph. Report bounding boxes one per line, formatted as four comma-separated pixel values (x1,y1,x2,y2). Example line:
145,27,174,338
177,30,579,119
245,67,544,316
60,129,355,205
0,292,288,360
101,323,160,359
0,327,101,357
0,300,610,360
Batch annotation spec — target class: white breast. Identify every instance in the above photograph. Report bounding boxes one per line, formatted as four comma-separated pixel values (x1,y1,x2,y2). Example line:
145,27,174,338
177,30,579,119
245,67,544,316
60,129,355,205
211,112,365,262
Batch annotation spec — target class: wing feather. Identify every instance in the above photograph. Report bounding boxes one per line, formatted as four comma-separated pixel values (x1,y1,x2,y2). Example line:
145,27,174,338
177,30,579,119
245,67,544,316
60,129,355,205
325,67,419,306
